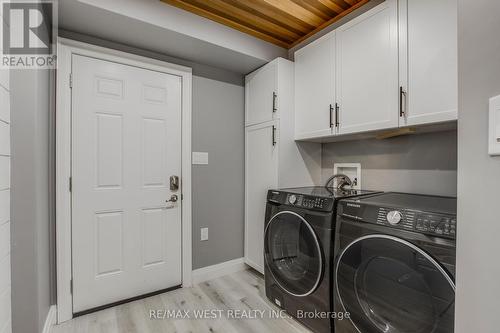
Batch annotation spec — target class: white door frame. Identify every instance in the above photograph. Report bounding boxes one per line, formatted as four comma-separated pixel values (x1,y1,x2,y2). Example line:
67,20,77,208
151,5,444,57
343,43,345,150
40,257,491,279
55,38,193,323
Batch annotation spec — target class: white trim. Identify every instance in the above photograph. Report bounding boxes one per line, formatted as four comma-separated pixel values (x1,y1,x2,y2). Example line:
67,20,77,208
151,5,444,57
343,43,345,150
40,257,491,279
192,258,247,285
42,306,57,333
55,37,193,323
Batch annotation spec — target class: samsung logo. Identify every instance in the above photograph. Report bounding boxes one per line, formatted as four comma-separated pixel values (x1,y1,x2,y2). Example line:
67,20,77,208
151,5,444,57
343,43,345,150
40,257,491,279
346,203,361,208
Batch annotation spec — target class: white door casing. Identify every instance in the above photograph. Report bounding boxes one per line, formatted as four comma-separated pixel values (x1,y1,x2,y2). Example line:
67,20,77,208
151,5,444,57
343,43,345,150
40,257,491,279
56,38,192,322
336,0,399,135
71,55,182,312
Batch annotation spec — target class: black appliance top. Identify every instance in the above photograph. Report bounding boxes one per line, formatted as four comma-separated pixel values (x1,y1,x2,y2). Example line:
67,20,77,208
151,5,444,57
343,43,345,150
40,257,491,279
354,192,457,215
338,192,457,239
279,186,376,198
267,186,379,212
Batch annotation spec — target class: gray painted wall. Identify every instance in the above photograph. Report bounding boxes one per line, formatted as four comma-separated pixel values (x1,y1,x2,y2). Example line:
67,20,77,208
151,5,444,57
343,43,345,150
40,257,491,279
322,131,458,196
455,0,500,331
10,69,53,333
192,76,245,269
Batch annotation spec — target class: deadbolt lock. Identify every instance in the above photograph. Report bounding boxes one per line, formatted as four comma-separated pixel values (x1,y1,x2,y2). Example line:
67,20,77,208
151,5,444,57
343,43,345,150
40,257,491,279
170,175,179,191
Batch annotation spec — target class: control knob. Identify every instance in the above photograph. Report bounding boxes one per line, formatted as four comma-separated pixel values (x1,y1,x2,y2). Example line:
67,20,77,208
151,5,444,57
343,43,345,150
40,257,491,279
288,195,297,205
387,211,402,225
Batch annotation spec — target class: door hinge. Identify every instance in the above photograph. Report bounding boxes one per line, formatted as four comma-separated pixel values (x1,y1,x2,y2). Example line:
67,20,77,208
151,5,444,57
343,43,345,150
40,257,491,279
70,279,73,294
69,73,73,89
181,194,184,200
69,177,72,192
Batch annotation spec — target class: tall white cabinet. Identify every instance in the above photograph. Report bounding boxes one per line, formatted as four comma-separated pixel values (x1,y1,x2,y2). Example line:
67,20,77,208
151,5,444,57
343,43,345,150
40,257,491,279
245,121,278,272
245,58,320,274
399,0,458,125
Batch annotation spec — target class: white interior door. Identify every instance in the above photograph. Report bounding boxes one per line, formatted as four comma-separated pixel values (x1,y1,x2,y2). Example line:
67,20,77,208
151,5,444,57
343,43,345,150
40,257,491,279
336,0,399,134
245,120,278,274
71,55,182,312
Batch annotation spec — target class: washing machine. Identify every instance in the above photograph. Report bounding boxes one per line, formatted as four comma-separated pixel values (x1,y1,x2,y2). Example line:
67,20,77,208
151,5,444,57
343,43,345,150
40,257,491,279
334,192,456,333
264,187,378,333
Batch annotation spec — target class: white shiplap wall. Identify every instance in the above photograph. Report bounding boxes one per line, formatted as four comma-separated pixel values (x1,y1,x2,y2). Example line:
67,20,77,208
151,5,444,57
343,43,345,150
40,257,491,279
0,64,11,333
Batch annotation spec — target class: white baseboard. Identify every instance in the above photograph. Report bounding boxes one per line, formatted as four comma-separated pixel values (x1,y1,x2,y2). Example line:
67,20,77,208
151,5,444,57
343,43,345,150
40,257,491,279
192,258,247,284
42,305,57,333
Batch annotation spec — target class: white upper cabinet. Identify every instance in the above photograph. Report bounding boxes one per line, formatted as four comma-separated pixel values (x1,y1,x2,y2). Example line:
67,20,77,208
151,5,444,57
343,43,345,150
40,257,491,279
245,60,278,126
399,0,458,126
294,31,335,140
336,0,399,135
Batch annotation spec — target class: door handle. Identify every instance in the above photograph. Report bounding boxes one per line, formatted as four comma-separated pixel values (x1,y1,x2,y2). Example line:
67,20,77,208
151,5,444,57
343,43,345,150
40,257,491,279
272,92,277,113
329,104,334,128
400,86,407,117
166,194,178,203
272,125,277,146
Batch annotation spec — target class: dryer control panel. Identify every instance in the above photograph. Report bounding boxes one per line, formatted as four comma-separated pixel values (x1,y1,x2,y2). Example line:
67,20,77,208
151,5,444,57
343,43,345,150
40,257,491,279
414,212,456,237
338,192,457,240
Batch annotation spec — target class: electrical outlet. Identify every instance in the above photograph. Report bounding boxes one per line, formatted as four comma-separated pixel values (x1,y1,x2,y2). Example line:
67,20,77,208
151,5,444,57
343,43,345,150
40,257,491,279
201,227,208,241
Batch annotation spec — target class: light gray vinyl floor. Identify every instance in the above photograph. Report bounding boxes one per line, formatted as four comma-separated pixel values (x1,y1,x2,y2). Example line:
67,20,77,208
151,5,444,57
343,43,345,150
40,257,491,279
52,269,312,333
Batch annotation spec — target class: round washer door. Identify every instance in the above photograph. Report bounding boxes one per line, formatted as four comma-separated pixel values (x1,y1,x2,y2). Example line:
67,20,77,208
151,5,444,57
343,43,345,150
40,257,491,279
264,211,323,297
335,235,455,333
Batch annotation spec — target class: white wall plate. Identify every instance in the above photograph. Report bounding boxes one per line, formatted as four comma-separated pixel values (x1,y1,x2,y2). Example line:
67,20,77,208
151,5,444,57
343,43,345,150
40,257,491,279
333,163,361,190
192,152,209,165
489,95,500,156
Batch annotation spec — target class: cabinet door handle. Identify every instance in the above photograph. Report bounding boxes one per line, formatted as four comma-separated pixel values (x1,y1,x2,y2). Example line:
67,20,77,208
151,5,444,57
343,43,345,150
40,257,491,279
329,104,334,128
272,92,277,113
272,125,276,146
400,86,406,117
335,103,340,128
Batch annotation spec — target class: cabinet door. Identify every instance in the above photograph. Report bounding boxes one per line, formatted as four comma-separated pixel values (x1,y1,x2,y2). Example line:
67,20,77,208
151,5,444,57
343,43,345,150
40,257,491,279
400,0,457,126
245,61,277,126
245,121,278,273
294,32,335,140
336,0,399,135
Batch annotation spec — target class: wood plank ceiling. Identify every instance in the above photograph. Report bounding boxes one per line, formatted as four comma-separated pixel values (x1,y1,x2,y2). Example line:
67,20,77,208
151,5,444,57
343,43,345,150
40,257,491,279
161,0,370,48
